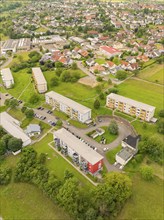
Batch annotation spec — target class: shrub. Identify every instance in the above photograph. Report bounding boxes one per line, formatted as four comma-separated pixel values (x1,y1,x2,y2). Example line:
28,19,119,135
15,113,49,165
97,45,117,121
116,70,127,80
139,166,153,181
108,120,118,135
94,99,100,109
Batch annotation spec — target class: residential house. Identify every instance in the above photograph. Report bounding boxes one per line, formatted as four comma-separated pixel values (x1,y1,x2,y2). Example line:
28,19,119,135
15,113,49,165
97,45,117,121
99,46,122,58
115,135,140,168
25,124,41,137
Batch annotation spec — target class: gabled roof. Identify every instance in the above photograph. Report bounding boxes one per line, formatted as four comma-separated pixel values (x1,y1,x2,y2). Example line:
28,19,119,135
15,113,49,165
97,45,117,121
100,46,121,54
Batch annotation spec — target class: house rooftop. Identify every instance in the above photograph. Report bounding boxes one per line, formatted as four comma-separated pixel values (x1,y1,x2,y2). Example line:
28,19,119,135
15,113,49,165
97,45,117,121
26,124,41,133
46,91,91,114
117,147,133,161
100,46,120,54
107,93,156,112
122,135,140,149
54,128,103,165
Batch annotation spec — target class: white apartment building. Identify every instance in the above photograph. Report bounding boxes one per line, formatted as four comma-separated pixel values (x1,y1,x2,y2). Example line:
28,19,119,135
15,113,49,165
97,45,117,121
106,93,155,122
32,67,47,93
1,68,14,88
45,91,91,123
0,112,31,147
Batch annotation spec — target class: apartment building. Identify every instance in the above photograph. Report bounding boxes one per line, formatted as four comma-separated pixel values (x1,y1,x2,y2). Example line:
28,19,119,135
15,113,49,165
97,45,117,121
0,112,31,147
45,91,91,123
32,67,47,93
106,93,155,121
54,128,103,174
1,68,14,88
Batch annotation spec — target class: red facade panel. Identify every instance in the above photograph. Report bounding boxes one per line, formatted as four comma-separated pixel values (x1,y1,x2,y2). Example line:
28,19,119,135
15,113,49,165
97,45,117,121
88,159,103,174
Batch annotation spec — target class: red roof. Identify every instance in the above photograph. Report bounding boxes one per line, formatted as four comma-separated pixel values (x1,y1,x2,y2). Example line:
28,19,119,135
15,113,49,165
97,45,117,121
87,30,98,35
100,46,120,54
99,36,109,41
107,61,115,67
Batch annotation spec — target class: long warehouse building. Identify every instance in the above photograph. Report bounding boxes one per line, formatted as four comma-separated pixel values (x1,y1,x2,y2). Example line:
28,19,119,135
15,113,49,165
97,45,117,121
0,112,31,147
45,91,91,123
32,67,47,93
54,128,103,174
1,68,14,88
106,93,155,121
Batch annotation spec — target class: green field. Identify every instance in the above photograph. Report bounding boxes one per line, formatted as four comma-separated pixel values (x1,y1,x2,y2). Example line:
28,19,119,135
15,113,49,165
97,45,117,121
0,183,71,220
36,26,48,33
131,120,163,141
138,64,163,84
117,175,163,220
94,126,118,144
117,79,163,116
106,145,122,164
95,58,106,65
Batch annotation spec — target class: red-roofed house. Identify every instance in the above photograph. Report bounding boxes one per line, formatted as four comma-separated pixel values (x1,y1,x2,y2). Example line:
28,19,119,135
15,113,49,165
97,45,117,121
99,46,122,58
90,63,105,74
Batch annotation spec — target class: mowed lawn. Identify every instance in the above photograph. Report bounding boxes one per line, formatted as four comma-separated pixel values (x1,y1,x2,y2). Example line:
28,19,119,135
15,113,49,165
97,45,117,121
117,79,163,115
0,183,71,220
138,64,163,84
117,175,163,220
32,133,94,189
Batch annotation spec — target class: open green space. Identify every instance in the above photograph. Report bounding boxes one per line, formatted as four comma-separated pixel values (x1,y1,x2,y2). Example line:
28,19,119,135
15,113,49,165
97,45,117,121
95,58,106,65
8,108,25,121
88,126,118,144
0,105,8,113
69,119,88,128
114,110,135,122
106,145,122,164
36,26,48,33
131,120,163,141
0,182,71,220
117,175,163,220
117,79,163,116
138,63,163,84
7,51,31,68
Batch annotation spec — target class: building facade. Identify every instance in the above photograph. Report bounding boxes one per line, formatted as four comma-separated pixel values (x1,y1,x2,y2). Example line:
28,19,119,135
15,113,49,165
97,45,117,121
1,68,14,88
32,67,47,93
45,91,91,123
54,128,103,174
106,93,155,121
0,112,31,147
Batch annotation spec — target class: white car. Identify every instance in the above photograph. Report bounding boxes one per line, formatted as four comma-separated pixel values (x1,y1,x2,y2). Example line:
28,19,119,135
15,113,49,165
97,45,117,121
103,147,109,152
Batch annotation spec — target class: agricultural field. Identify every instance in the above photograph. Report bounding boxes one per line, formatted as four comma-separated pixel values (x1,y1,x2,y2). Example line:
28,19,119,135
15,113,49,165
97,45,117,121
138,63,163,84
0,183,71,220
117,78,163,116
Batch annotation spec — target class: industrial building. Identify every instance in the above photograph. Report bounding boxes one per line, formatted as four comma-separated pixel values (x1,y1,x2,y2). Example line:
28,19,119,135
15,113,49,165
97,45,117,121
106,93,155,121
54,128,103,174
45,91,91,123
1,68,14,88
1,39,18,54
0,112,31,147
32,67,47,93
17,38,31,50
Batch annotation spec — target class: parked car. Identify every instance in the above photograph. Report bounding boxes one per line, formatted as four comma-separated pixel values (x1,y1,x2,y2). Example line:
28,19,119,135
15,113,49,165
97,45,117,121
103,147,109,152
